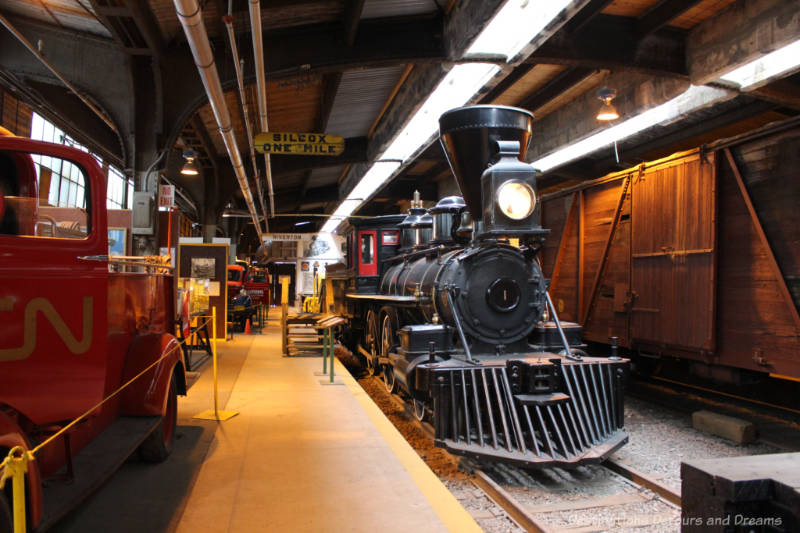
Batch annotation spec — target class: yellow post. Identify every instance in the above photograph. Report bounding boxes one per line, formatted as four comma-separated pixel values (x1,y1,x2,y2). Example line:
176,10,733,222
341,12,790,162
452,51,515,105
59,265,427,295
212,306,218,416
0,446,31,533
193,309,239,421
280,275,290,305
324,277,334,314
280,275,290,355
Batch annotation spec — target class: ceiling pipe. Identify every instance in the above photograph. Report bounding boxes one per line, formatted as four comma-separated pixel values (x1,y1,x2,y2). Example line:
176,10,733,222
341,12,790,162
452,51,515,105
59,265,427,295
222,14,269,228
248,0,276,217
173,0,266,239
0,12,117,133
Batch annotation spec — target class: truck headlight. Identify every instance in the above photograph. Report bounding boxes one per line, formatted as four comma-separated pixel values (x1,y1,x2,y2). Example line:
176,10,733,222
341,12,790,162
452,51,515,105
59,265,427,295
497,180,536,220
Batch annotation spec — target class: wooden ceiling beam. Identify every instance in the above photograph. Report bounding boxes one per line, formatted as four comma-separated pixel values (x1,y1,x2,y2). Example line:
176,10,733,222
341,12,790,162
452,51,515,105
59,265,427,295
342,0,367,47
564,0,615,34
295,71,344,210
221,15,445,78
528,15,687,77
189,115,218,172
636,0,703,39
518,67,596,112
480,63,536,103
749,79,800,111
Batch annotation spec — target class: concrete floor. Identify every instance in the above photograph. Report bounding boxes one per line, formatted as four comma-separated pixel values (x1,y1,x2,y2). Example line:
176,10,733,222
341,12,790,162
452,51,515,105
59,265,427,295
52,316,480,533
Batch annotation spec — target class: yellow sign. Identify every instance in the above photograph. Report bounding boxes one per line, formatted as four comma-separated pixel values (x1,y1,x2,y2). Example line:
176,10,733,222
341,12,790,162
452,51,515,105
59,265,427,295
254,132,345,156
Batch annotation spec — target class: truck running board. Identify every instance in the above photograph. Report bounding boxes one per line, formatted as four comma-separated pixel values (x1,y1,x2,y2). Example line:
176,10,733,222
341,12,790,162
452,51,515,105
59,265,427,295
37,416,161,531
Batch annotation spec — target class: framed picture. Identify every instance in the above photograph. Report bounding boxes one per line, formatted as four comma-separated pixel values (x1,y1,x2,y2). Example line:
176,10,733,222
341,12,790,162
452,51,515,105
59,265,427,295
108,227,127,257
191,257,216,279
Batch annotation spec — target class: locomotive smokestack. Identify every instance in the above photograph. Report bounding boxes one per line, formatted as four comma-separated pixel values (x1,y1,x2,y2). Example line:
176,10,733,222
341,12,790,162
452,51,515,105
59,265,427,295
438,106,533,218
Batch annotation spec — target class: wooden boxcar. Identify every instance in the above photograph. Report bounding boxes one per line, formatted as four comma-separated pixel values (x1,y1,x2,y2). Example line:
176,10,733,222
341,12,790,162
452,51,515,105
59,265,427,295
539,119,800,382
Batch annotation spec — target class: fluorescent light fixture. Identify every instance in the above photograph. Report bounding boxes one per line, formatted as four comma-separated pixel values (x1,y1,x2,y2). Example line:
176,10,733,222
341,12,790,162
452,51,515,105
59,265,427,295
321,64,498,233
382,64,500,161
533,85,732,172
467,0,572,61
348,161,402,202
719,38,800,90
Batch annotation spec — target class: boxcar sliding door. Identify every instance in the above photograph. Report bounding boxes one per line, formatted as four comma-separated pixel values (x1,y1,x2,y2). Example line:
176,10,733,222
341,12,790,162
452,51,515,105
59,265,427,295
630,153,717,355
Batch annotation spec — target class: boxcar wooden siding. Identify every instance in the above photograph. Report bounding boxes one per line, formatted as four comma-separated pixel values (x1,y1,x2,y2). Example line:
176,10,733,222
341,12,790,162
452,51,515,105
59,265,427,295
541,128,800,378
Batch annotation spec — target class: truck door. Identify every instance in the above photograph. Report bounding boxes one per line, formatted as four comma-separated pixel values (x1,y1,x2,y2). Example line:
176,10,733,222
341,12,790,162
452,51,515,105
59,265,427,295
0,138,109,426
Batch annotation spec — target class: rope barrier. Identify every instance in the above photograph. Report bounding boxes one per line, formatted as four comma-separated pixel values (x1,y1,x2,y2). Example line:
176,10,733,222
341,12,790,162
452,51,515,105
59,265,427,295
0,316,212,533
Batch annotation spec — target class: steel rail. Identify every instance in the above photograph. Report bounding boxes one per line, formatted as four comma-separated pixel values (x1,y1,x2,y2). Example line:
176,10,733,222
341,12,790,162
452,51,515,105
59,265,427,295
602,459,681,507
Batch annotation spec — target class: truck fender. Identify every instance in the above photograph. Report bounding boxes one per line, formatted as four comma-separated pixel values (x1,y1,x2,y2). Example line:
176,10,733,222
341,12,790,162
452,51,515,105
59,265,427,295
0,410,43,529
120,333,186,416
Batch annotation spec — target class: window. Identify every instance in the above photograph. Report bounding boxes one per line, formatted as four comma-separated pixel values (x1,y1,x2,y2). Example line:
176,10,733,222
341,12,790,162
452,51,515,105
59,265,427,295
106,166,126,210
1,150,89,239
382,231,399,245
360,233,374,265
247,270,268,283
30,112,132,210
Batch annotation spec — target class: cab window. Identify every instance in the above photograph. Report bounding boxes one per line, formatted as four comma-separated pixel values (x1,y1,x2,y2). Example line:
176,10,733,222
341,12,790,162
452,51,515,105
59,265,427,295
227,269,242,281
248,272,267,283
0,150,90,238
360,233,374,265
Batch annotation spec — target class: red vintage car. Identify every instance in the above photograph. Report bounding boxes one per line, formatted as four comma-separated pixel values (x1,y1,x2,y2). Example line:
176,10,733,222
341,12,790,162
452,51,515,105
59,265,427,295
244,267,270,307
0,136,186,531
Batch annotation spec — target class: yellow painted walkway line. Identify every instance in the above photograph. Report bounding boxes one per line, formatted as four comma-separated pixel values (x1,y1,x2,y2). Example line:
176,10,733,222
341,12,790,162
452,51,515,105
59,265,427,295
336,359,483,533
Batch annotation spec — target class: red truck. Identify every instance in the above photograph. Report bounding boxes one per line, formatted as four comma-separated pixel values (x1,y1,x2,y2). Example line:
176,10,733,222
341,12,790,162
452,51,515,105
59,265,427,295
244,267,270,308
0,135,186,531
226,264,245,295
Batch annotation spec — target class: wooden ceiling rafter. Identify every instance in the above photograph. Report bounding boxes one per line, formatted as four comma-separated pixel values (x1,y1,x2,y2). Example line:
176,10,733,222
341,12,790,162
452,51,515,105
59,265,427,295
564,0,616,34
635,0,706,38
518,67,597,114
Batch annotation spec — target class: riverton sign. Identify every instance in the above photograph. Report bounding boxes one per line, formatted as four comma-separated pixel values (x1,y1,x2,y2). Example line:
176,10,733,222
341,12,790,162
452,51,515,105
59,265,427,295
254,132,345,156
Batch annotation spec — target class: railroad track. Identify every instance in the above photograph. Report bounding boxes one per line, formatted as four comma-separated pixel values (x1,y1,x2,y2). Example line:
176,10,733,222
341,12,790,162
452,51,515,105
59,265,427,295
627,375,800,452
360,375,682,533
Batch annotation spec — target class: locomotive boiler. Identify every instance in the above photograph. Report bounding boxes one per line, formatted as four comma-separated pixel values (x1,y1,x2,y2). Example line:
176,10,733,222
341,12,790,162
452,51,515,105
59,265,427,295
335,105,629,467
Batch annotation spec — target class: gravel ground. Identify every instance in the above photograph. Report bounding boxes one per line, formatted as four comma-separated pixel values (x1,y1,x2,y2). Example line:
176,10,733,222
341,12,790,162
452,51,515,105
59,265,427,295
614,396,779,491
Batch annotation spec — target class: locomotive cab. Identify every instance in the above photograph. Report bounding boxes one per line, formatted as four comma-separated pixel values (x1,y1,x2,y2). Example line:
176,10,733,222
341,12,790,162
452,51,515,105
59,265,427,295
347,215,404,294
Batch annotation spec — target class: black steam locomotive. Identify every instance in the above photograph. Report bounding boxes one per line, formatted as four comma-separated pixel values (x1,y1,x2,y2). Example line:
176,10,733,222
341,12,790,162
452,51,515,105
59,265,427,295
334,105,628,467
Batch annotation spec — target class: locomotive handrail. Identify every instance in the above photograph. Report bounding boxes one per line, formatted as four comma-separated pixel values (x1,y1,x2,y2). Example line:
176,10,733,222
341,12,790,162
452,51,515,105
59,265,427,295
344,293,419,303
0,318,210,533
445,288,475,363
382,243,459,264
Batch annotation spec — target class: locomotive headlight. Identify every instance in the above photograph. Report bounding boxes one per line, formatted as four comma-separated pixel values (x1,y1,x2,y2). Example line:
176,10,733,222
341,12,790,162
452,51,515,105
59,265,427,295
497,180,536,220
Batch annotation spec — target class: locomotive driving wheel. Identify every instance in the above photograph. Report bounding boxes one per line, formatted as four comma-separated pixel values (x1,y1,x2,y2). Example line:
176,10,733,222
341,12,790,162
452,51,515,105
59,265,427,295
365,309,380,375
380,307,399,393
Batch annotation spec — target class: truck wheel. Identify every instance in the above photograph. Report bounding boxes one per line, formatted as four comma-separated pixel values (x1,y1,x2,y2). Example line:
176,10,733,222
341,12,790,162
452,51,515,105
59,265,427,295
0,493,12,533
139,374,177,463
